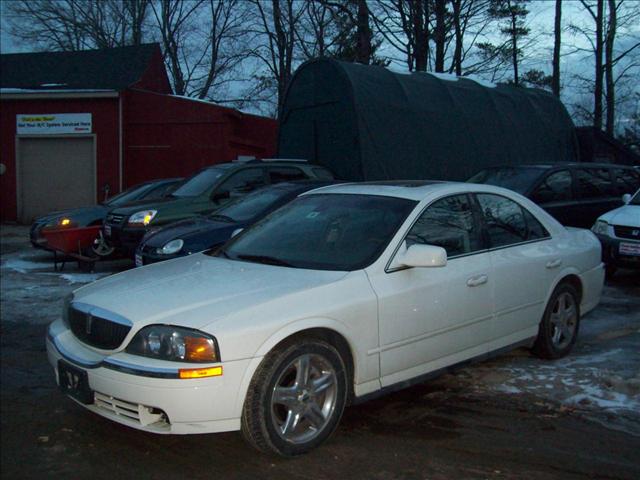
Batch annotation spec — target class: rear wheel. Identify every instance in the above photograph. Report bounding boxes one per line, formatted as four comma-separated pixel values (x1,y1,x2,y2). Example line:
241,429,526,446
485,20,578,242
532,283,580,359
241,338,348,456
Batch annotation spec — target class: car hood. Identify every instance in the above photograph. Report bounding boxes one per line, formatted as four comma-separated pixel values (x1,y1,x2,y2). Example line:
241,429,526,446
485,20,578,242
143,217,239,248
599,205,640,227
108,196,194,216
73,253,348,330
34,205,109,226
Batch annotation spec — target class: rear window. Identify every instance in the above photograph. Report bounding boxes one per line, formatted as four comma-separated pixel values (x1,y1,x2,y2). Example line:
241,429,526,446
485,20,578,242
467,167,543,194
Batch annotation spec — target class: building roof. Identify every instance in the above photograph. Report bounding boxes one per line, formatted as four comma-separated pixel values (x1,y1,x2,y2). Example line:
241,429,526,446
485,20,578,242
0,43,166,92
278,59,579,182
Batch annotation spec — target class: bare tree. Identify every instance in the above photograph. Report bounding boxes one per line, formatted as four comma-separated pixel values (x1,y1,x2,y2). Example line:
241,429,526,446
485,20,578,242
570,0,639,133
552,0,562,97
5,0,151,51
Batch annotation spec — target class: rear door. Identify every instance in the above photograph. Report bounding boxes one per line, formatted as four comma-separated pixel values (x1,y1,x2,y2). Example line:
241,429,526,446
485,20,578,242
475,193,558,349
572,167,618,228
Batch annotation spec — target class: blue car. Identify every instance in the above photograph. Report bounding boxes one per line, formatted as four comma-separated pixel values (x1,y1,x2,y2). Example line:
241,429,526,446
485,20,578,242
135,181,336,266
30,178,182,255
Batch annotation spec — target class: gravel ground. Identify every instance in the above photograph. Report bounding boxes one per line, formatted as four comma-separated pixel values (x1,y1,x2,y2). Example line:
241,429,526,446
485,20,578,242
1,224,639,479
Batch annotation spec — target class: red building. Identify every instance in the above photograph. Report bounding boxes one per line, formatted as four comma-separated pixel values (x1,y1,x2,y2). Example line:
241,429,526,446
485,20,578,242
0,44,277,223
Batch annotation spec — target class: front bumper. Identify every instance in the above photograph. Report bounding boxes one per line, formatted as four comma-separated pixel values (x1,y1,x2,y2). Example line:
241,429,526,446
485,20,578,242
46,319,248,434
104,224,147,257
595,234,640,270
30,223,52,250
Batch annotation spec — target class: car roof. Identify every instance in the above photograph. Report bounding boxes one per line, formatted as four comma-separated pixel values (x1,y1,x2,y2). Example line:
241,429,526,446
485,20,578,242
304,181,460,201
483,162,636,170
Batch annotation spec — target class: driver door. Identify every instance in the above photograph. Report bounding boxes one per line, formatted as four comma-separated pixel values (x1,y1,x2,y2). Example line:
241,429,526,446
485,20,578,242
366,194,494,387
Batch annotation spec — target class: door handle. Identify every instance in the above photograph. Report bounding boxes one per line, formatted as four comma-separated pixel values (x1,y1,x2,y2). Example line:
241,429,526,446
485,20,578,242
467,274,488,287
546,259,562,269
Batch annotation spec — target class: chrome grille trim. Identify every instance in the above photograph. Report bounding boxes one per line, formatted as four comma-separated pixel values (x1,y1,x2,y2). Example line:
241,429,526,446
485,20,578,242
613,224,640,240
68,303,132,350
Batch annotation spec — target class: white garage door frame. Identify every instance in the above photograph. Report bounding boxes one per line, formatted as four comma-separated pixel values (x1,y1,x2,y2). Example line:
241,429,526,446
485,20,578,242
15,134,97,222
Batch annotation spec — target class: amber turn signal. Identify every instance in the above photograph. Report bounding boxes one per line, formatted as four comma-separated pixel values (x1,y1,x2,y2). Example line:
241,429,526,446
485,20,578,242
184,336,217,362
179,366,223,379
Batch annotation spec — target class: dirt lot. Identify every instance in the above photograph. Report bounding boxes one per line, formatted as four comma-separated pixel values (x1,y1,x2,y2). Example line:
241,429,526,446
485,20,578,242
1,224,639,479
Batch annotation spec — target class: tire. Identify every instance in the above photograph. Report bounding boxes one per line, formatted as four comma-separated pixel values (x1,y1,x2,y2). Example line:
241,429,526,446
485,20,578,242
241,337,348,456
532,283,580,360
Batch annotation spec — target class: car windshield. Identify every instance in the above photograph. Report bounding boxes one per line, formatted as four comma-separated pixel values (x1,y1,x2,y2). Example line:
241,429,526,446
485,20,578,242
213,194,417,271
468,167,544,194
211,187,294,223
105,183,153,206
171,167,228,197
630,190,640,205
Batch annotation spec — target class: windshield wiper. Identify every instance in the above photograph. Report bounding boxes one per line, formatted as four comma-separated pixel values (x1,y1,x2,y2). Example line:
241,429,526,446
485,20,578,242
236,254,293,267
209,214,235,223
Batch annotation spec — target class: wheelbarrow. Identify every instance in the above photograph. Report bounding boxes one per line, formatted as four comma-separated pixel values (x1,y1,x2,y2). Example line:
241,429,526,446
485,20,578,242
41,226,102,272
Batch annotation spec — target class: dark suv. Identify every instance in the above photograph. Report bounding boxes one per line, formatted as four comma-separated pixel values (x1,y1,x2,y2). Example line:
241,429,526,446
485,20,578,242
468,163,640,228
104,159,334,256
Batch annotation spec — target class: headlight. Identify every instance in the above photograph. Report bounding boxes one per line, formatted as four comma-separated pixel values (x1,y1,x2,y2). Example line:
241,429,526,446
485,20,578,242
62,292,74,327
126,325,220,363
59,217,74,227
159,239,184,255
591,220,609,235
128,210,157,226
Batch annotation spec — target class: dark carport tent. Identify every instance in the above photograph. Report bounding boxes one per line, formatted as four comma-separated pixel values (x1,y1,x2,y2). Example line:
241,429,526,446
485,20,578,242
277,59,579,181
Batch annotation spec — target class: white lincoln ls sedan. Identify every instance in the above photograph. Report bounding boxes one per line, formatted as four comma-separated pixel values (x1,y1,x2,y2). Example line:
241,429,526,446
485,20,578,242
47,182,605,456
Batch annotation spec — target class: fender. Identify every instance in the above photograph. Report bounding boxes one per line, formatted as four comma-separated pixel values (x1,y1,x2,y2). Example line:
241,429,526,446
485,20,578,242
231,316,362,418
544,265,583,308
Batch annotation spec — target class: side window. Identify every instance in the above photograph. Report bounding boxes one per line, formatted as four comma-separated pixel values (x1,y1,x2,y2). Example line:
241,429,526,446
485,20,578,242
405,194,483,258
613,168,640,194
213,168,265,202
312,167,335,180
522,209,549,240
268,167,307,183
531,170,572,203
575,168,615,199
477,194,546,248
140,183,174,200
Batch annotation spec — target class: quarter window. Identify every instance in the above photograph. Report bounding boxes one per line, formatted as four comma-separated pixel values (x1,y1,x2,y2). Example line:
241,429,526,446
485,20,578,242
477,194,548,248
406,194,483,257
531,170,572,203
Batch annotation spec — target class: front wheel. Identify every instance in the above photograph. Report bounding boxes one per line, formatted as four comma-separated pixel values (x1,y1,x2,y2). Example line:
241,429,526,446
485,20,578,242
532,283,580,359
241,338,348,456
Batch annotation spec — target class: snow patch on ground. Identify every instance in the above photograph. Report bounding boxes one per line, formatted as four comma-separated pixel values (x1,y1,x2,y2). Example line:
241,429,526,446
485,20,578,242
59,273,106,284
1,255,46,273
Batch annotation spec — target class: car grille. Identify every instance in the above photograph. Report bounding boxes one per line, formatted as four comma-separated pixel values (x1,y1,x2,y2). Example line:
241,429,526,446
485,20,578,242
613,225,640,240
94,392,169,429
106,213,126,225
68,306,131,350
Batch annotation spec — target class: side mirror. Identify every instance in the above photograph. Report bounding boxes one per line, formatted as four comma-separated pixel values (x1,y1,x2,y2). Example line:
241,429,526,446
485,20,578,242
622,193,631,205
231,228,243,238
397,244,447,268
